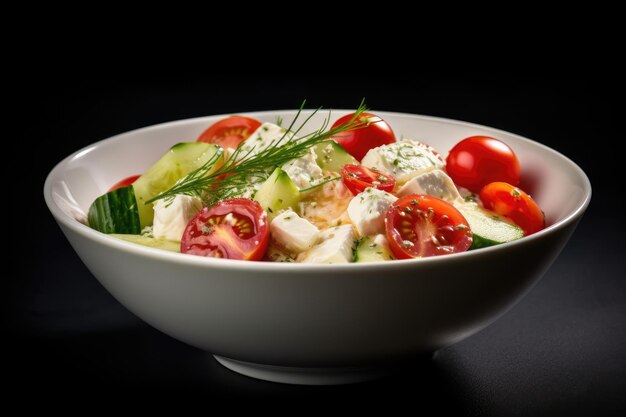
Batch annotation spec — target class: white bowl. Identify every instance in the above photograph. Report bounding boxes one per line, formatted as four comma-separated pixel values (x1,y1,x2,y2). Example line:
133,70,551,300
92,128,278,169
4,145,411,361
44,110,591,385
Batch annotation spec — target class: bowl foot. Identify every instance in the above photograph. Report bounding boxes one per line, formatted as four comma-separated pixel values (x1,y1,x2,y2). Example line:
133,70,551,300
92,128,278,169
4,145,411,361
214,354,432,385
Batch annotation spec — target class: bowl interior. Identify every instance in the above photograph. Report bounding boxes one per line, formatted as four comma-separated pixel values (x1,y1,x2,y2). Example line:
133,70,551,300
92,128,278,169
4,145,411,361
47,110,590,233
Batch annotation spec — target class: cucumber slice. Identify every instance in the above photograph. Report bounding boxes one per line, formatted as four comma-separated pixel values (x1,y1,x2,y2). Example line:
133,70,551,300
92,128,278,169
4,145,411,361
354,235,394,262
313,140,358,172
133,142,222,227
109,234,180,252
88,185,141,234
456,201,524,249
254,167,300,220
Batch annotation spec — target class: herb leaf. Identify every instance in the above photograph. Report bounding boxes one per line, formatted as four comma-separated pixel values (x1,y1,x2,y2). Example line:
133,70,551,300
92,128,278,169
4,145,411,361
147,99,369,206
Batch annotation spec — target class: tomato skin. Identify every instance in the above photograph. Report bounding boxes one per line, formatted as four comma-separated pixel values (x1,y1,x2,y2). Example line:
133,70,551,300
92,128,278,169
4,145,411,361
479,182,545,236
197,116,262,149
181,198,269,261
385,194,473,259
340,164,396,195
330,112,396,161
446,136,521,193
108,175,140,192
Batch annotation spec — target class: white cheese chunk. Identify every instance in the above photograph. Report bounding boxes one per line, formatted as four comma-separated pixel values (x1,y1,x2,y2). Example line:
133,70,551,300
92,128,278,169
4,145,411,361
397,169,461,203
270,210,320,253
297,224,356,264
153,194,203,241
281,148,324,189
361,140,444,184
236,122,292,161
347,188,398,237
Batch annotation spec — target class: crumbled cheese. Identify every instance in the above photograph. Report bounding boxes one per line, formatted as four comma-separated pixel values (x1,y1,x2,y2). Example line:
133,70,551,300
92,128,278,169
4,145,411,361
153,194,203,241
270,209,320,253
236,122,293,161
397,169,461,203
297,224,356,264
282,148,324,189
361,140,444,184
347,188,398,237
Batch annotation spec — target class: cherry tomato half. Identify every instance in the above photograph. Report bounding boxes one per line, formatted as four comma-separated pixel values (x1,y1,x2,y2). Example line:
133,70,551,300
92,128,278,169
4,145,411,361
330,112,396,161
446,136,521,193
340,164,396,195
385,194,473,259
108,174,140,192
181,198,269,261
479,182,545,236
197,116,262,149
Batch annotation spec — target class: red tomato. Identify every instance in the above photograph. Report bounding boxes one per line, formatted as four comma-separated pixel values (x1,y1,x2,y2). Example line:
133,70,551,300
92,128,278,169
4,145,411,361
446,136,521,193
108,175,140,192
330,112,396,161
385,194,473,259
197,116,262,149
340,164,396,195
479,182,545,236
181,198,269,261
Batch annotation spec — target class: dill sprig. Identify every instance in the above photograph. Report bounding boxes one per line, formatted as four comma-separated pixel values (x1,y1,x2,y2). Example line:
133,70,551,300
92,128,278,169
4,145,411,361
298,176,341,193
147,99,369,206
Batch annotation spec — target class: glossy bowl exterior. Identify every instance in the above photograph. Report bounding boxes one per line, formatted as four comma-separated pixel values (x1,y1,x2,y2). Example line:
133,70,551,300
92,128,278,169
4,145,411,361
44,110,590,368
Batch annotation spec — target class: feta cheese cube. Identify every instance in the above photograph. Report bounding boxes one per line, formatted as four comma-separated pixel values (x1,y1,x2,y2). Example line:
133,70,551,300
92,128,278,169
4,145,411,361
397,169,461,203
236,122,293,161
153,194,203,241
270,210,320,253
297,224,356,264
281,148,324,189
361,140,444,184
347,188,398,237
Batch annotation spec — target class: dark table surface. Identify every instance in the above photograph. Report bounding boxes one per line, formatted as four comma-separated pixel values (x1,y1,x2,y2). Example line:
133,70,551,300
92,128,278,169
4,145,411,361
12,74,625,414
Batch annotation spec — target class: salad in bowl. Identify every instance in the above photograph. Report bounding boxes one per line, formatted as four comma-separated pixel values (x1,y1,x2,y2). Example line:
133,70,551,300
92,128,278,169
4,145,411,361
88,102,544,263
45,104,590,384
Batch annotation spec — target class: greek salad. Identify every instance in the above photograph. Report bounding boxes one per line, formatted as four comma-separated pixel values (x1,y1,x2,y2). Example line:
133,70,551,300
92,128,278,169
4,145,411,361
88,104,545,263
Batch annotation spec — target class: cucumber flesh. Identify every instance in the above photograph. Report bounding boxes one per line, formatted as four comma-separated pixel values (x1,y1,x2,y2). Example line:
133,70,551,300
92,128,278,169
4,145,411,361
88,185,141,234
313,140,358,172
133,142,222,227
455,201,524,249
354,234,394,262
109,234,180,252
254,167,300,220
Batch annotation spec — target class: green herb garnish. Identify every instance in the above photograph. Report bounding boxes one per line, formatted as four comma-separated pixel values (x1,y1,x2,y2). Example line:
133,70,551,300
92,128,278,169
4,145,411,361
298,176,341,193
147,100,369,206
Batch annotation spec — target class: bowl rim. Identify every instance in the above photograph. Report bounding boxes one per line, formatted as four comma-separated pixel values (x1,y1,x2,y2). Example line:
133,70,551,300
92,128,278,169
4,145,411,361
44,109,592,271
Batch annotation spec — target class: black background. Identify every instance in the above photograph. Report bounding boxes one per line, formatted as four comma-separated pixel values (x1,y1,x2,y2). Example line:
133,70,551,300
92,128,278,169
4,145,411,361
12,73,625,414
